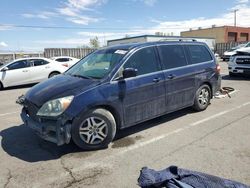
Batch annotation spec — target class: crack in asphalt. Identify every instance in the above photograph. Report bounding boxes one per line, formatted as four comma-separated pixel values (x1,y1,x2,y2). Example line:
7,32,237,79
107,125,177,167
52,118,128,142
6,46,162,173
60,157,105,188
4,169,12,188
60,158,76,188
151,113,250,164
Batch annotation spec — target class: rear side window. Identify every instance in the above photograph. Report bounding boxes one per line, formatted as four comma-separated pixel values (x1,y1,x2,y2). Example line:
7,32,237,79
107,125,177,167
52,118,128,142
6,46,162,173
123,47,159,76
158,45,187,70
31,59,49,66
187,45,212,64
56,58,70,62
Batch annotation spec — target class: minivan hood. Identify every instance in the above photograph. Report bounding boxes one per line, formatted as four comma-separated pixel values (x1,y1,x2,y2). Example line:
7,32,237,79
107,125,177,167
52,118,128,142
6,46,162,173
25,74,99,107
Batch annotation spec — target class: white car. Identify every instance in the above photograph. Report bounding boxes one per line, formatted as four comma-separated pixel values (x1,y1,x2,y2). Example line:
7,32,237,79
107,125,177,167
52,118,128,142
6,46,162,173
228,53,250,77
50,56,80,67
222,43,250,61
0,57,68,89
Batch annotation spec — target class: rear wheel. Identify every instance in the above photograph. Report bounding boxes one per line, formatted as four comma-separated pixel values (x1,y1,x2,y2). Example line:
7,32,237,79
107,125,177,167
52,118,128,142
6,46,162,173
0,82,3,90
229,72,237,77
72,108,116,150
49,72,60,78
193,84,211,111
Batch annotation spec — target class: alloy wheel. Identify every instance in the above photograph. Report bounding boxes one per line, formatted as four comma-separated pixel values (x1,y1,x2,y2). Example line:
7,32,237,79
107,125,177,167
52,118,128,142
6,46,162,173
79,117,108,145
198,88,209,106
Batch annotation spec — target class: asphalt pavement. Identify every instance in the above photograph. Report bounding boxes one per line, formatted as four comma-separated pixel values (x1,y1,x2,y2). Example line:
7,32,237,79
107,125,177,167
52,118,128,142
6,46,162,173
0,61,250,188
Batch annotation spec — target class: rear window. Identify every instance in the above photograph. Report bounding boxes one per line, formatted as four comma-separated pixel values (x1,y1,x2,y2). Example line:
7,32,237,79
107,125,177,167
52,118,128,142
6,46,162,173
187,45,212,64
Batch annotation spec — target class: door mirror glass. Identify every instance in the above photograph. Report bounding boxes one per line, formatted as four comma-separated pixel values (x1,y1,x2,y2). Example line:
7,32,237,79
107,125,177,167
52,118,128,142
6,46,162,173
122,68,137,79
1,67,8,71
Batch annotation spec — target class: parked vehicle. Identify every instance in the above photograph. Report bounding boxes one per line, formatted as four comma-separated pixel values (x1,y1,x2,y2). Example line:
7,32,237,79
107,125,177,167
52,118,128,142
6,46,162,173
0,57,68,89
228,52,250,77
222,42,250,61
19,41,221,150
50,56,80,67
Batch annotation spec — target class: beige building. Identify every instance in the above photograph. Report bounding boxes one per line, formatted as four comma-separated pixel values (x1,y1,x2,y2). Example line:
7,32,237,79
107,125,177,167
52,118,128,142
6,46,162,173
181,26,250,43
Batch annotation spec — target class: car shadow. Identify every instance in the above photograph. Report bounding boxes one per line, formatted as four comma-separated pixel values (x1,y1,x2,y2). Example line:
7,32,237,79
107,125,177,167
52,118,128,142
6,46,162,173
222,75,250,81
0,108,195,163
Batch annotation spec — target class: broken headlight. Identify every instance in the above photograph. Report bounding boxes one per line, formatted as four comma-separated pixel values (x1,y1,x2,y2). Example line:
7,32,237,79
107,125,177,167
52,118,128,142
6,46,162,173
37,96,74,117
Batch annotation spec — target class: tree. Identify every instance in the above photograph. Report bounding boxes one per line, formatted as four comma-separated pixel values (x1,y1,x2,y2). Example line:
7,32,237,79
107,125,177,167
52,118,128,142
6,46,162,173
89,36,100,49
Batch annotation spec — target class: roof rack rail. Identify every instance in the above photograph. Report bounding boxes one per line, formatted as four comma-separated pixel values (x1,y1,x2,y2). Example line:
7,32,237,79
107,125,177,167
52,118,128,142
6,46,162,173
159,38,197,42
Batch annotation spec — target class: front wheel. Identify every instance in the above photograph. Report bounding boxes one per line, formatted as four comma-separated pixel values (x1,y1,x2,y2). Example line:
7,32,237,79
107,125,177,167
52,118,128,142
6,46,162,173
72,108,116,150
193,84,211,111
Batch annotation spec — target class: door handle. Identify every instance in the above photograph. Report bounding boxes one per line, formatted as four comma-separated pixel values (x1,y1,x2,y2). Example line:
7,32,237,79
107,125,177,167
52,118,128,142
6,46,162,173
167,74,176,79
153,78,161,83
22,70,28,72
45,66,50,69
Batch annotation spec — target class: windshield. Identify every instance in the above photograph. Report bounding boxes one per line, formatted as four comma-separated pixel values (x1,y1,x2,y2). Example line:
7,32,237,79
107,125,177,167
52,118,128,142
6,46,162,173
65,48,128,79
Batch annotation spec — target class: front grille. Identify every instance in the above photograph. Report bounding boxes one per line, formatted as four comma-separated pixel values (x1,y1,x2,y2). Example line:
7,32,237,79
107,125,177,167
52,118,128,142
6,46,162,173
236,58,250,65
24,100,40,122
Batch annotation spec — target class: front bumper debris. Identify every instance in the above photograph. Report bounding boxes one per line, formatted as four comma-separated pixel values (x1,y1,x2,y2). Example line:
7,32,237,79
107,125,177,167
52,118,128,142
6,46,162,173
21,108,72,146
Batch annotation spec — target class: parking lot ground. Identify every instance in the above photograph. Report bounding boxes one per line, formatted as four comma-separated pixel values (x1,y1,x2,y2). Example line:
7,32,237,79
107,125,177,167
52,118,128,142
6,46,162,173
0,61,250,188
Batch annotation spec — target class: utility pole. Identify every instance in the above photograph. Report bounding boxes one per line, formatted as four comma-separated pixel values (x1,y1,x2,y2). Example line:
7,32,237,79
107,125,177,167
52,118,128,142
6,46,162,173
232,9,239,27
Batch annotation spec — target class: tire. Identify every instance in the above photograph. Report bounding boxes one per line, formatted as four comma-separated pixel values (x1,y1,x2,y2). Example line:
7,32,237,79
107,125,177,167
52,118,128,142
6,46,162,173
0,82,3,90
49,72,60,78
193,84,211,111
229,72,237,77
72,108,116,150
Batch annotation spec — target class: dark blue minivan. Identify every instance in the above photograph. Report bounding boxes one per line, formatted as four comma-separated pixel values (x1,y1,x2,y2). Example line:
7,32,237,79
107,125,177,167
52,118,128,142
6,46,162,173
20,41,221,150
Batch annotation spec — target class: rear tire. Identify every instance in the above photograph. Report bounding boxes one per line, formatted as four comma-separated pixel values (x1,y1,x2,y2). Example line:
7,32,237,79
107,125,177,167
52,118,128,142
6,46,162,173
49,72,60,78
72,108,116,150
0,82,3,90
193,84,211,111
229,72,237,77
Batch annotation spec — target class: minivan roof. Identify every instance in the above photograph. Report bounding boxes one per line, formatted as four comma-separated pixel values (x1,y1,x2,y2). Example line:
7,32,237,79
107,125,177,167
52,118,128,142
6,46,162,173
104,41,206,51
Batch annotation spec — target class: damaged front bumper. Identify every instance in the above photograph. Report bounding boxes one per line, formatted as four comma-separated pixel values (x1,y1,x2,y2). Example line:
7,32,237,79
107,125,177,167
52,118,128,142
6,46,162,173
21,108,72,146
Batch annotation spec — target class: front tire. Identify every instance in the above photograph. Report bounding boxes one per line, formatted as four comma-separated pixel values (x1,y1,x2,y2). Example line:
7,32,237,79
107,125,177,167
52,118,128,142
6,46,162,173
72,108,116,150
193,84,211,111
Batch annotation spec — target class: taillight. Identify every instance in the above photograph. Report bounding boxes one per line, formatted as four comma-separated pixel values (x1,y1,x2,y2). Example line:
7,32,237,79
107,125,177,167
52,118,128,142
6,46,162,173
216,64,221,74
62,63,69,67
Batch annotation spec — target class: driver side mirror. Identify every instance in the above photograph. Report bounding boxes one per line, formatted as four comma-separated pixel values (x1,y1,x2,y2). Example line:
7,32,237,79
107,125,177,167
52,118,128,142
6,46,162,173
1,67,8,72
122,68,137,79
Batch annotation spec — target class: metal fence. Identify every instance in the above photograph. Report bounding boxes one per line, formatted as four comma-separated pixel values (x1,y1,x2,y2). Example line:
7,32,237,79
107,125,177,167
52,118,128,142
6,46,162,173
215,41,248,56
44,48,95,59
0,52,43,64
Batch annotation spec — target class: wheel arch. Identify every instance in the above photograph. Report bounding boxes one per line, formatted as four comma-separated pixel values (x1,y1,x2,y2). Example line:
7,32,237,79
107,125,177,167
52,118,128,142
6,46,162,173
48,71,61,78
92,104,122,130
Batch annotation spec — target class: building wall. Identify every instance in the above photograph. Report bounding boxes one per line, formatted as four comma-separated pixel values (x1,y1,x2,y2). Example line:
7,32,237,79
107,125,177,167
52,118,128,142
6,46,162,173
181,27,225,43
224,26,250,42
181,26,250,43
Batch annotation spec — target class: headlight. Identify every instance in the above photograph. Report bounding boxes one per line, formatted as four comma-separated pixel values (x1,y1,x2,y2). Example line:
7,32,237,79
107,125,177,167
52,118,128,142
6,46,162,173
37,96,74,117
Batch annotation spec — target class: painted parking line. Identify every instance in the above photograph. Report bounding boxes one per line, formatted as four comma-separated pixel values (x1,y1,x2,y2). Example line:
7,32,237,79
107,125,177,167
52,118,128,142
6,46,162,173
0,111,19,117
45,101,250,187
113,101,250,157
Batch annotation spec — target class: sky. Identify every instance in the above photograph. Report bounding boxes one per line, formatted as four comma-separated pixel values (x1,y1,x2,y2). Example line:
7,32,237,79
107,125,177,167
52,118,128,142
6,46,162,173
0,0,250,51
